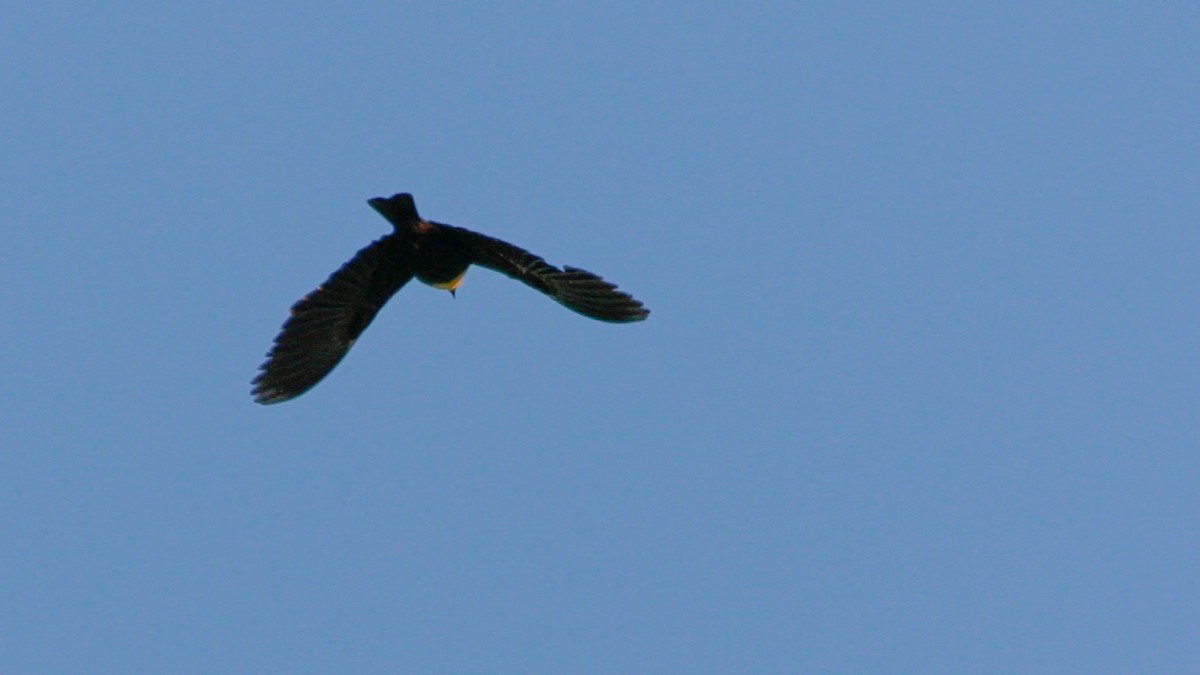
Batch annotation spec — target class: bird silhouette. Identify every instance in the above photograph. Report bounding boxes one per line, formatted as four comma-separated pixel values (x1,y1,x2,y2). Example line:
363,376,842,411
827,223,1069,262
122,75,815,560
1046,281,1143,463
252,193,649,404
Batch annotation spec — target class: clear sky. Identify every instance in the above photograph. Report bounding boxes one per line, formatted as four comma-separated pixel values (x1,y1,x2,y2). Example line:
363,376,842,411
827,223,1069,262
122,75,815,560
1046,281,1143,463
3,3,1197,673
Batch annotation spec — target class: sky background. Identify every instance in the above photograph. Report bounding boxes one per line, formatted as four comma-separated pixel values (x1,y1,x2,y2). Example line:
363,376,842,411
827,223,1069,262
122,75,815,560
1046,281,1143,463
3,3,1197,673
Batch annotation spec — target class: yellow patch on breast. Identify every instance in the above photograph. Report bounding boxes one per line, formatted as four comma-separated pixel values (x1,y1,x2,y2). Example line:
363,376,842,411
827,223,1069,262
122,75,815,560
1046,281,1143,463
430,269,467,291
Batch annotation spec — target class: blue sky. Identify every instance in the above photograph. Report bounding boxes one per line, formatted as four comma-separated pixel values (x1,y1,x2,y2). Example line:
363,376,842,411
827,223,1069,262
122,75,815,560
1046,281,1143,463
3,3,1197,672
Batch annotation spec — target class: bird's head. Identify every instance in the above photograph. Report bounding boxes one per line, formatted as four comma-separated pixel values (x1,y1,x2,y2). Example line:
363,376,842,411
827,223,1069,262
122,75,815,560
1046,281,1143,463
368,193,420,228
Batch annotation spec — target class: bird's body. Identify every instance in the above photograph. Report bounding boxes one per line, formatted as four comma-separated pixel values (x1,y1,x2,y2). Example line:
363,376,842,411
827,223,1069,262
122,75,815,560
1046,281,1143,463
369,194,471,291
252,193,649,404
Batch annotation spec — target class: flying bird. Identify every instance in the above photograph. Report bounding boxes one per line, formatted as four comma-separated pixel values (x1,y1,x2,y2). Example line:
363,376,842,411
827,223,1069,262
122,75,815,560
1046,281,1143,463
252,193,649,404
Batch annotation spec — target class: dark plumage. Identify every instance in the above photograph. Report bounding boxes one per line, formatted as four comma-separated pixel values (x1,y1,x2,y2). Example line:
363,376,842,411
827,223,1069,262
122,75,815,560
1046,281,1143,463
252,193,649,404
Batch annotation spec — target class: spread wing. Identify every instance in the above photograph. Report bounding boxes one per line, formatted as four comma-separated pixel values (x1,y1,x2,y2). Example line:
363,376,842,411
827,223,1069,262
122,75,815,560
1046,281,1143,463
445,225,650,323
252,235,412,404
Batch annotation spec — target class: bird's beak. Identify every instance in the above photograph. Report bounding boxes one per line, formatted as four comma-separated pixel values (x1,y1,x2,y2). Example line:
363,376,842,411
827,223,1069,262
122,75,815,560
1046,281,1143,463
450,289,456,299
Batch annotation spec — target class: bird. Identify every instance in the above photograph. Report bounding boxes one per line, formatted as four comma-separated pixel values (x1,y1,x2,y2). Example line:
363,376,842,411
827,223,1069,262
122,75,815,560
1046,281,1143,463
252,193,649,404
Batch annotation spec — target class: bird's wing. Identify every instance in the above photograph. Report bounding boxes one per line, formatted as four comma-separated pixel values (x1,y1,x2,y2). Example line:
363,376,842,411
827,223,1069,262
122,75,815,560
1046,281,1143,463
445,225,649,323
252,235,412,404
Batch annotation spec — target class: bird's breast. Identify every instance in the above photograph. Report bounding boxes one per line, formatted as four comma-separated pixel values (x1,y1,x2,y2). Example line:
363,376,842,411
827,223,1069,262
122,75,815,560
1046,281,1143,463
401,224,473,289
421,268,467,290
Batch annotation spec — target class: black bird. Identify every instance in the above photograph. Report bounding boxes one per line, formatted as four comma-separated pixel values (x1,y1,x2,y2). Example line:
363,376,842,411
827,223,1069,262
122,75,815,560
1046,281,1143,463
252,193,649,404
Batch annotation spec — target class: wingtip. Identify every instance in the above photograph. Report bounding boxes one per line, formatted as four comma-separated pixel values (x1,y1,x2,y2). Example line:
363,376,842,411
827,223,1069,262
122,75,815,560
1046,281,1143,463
551,266,651,323
250,371,290,405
